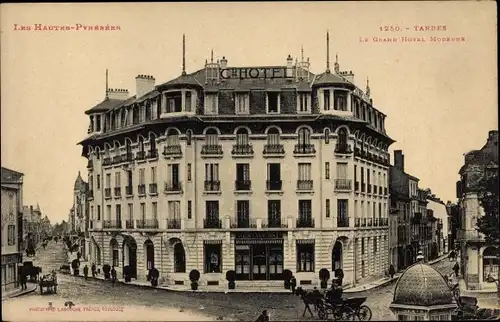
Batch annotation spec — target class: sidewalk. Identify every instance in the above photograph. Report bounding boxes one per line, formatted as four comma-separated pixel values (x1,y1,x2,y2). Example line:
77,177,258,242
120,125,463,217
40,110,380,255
1,283,37,301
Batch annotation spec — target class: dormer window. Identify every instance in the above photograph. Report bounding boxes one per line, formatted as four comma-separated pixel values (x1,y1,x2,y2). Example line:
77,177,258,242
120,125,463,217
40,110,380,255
267,92,280,113
185,92,192,112
164,92,182,113
96,115,101,132
298,93,310,113
235,93,249,114
133,105,140,124
204,93,218,115
334,91,347,111
146,103,152,121
323,90,331,111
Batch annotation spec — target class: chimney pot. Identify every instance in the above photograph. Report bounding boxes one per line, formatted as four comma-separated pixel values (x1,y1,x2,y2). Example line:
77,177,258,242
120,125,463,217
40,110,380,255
136,74,156,99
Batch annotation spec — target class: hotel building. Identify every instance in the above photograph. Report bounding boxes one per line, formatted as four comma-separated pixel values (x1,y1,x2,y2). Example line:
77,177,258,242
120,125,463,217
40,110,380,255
79,34,394,287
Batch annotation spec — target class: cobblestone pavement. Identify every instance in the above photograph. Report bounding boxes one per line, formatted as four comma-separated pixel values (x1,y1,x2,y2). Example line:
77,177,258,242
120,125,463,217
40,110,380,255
7,241,494,321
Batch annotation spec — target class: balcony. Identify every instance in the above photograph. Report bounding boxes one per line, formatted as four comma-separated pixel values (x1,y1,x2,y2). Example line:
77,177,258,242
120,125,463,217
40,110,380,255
361,218,367,227
294,144,316,155
232,144,254,157
374,218,379,226
163,145,182,158
138,184,146,196
335,179,352,191
297,217,314,228
87,160,93,169
264,217,286,228
166,219,181,229
136,151,146,161
136,219,159,229
231,218,257,229
164,181,183,193
459,230,486,243
125,186,133,196
266,180,282,191
334,143,353,154
355,218,360,227
263,144,285,156
147,149,158,159
235,180,251,191
104,188,111,198
121,152,134,163
114,187,121,197
103,220,122,229
201,145,223,157
297,180,313,191
125,220,134,229
355,181,359,191
337,217,350,228
103,157,112,166
112,155,122,164
204,180,221,192
149,183,158,195
204,218,222,229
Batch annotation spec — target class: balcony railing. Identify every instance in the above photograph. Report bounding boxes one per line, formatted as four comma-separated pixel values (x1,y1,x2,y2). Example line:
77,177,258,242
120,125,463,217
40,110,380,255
113,155,122,164
335,179,352,191
459,230,486,242
114,187,121,197
264,217,286,228
104,188,111,198
334,143,353,154
165,181,183,192
297,180,313,190
136,219,159,229
294,144,316,155
125,220,134,229
147,149,158,159
103,157,112,166
103,220,122,229
367,218,373,227
231,218,257,229
149,183,158,195
232,144,254,156
121,152,134,163
163,145,182,157
235,180,251,191
138,184,146,195
125,186,133,196
136,151,146,160
337,217,350,227
201,145,223,156
263,144,285,155
204,218,222,229
167,219,181,229
266,180,282,191
204,180,221,192
297,217,314,228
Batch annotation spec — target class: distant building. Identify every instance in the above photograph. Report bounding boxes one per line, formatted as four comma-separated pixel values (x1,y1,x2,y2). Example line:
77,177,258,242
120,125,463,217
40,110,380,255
426,193,448,255
1,167,24,291
22,204,43,249
70,171,90,260
456,130,499,291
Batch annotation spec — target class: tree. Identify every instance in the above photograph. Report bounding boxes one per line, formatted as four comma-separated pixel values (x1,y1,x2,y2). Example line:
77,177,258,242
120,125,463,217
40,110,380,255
476,171,499,303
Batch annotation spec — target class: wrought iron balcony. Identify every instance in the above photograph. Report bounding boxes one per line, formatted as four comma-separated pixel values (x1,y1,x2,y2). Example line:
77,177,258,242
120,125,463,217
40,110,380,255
149,183,158,195
334,143,352,154
204,180,221,192
147,149,158,159
297,180,313,190
113,155,122,164
231,218,257,229
104,188,111,198
167,219,181,229
164,181,183,192
163,145,182,157
103,157,112,166
125,186,133,196
136,151,146,160
204,218,222,229
121,152,134,162
138,184,146,195
367,218,373,227
337,217,350,228
201,145,223,156
235,180,251,191
232,144,254,156
266,180,282,191
297,217,314,228
264,217,286,228
294,144,316,155
125,220,134,229
335,179,352,191
263,144,285,155
136,219,159,229
103,220,122,229
355,218,360,227
361,218,367,227
459,230,486,242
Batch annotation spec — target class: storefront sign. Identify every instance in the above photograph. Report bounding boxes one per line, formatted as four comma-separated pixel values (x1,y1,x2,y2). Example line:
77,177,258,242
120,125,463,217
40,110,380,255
220,67,290,80
235,232,284,239
1,253,21,265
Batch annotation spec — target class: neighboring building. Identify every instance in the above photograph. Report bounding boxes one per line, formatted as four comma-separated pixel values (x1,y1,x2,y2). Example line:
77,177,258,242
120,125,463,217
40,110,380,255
414,188,431,261
40,215,52,239
71,171,90,259
446,201,459,251
456,130,499,291
1,167,24,291
22,204,43,250
78,33,394,287
426,193,448,255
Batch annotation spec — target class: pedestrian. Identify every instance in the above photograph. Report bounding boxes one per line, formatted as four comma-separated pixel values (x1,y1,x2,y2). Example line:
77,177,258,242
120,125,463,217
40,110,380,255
111,266,117,285
453,262,460,277
83,265,89,280
335,268,344,287
91,263,96,278
389,264,396,279
20,266,28,290
290,275,297,295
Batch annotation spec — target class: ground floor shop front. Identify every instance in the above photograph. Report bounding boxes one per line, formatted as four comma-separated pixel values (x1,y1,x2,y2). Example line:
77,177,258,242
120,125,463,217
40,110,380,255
460,243,499,291
1,253,21,291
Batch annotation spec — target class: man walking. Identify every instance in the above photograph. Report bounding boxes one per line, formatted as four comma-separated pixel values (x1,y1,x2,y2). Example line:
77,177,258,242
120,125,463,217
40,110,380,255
20,266,28,290
111,266,117,286
91,263,96,278
453,262,460,277
83,265,89,280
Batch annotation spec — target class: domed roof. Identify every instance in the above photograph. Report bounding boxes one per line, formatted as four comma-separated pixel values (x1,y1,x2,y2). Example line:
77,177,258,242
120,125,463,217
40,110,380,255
313,71,351,86
393,262,453,307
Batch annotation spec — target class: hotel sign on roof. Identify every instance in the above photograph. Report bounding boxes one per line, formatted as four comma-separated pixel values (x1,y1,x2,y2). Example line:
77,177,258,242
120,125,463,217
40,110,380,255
220,67,291,80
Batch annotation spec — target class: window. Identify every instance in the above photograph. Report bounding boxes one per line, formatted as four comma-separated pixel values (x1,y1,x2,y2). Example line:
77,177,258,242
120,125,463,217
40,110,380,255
337,128,348,147
187,200,192,219
186,130,193,146
116,204,121,222
166,164,180,187
205,129,218,146
166,130,180,147
140,203,146,220
115,172,121,187
268,200,281,226
106,174,111,188
337,163,347,180
236,200,250,227
151,167,157,184
128,204,133,221
152,202,158,220
298,200,312,221
297,128,311,145
267,163,281,189
168,99,176,113
374,237,378,252
205,94,218,115
7,225,15,245
326,199,331,218
361,238,365,254
236,93,249,114
298,163,312,180
267,128,280,145
106,205,112,220
206,201,219,220
185,92,192,112
338,200,349,226
323,89,330,110
267,92,279,113
298,93,309,113
97,205,101,220
139,169,145,185
235,128,249,146
236,164,250,181
205,163,219,181
168,201,180,221
204,244,222,273
297,242,315,272
324,128,330,144
90,205,94,220
334,91,347,111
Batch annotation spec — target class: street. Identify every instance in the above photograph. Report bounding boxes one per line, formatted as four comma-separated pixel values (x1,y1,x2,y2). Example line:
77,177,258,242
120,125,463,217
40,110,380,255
2,241,488,321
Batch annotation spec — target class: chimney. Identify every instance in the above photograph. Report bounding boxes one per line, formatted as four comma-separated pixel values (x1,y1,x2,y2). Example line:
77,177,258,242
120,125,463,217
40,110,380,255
488,130,498,144
286,54,293,78
220,56,227,69
394,150,405,171
343,70,354,84
135,75,156,99
107,88,129,100
30,205,33,213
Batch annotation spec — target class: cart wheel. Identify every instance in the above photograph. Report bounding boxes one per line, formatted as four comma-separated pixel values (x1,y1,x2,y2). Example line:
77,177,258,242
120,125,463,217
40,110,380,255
318,308,328,320
356,305,372,321
340,306,356,321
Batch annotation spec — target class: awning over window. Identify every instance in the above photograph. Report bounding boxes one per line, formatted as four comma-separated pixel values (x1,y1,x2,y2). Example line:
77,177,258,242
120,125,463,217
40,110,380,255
203,240,222,245
235,239,283,245
296,239,315,245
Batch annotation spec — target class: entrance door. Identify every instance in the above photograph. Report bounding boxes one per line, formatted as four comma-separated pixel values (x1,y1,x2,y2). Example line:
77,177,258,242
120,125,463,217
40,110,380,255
269,246,284,280
252,245,267,280
129,245,137,279
235,248,250,280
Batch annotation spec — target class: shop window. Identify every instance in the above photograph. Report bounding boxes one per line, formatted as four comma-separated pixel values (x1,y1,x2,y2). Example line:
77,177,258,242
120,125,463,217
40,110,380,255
296,243,315,272
204,244,222,273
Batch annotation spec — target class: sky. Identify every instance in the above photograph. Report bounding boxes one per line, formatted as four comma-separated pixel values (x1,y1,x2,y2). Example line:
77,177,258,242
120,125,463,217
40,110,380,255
1,2,497,224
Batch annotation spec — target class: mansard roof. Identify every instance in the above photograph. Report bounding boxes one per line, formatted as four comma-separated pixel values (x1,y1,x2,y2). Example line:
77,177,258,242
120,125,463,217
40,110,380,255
1,167,24,183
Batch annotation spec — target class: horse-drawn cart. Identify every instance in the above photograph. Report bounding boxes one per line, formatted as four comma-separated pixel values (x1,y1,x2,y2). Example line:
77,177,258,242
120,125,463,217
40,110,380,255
39,272,58,295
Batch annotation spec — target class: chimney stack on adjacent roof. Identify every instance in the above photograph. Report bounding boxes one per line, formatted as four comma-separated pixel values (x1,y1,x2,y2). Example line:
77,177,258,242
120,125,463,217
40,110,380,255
135,75,156,99
286,54,293,78
220,56,228,69
340,70,355,84
107,88,129,100
394,150,405,171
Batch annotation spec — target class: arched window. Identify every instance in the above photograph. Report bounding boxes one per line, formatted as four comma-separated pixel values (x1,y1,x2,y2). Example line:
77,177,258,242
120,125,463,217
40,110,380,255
174,243,186,273
166,130,180,147
337,128,348,147
324,128,330,144
236,128,249,146
148,134,157,158
205,129,219,146
110,239,119,267
95,147,101,160
297,128,311,146
267,128,280,146
186,130,193,146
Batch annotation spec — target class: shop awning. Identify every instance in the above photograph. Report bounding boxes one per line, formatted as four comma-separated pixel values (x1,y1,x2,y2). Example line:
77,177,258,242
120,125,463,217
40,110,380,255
296,239,315,244
235,239,283,245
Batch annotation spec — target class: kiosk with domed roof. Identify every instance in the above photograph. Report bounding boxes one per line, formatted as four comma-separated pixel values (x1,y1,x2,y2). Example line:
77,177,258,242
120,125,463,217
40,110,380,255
389,251,457,321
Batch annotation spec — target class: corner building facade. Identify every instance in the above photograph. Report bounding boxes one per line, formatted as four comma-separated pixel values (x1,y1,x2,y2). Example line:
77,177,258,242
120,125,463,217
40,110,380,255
80,37,394,288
